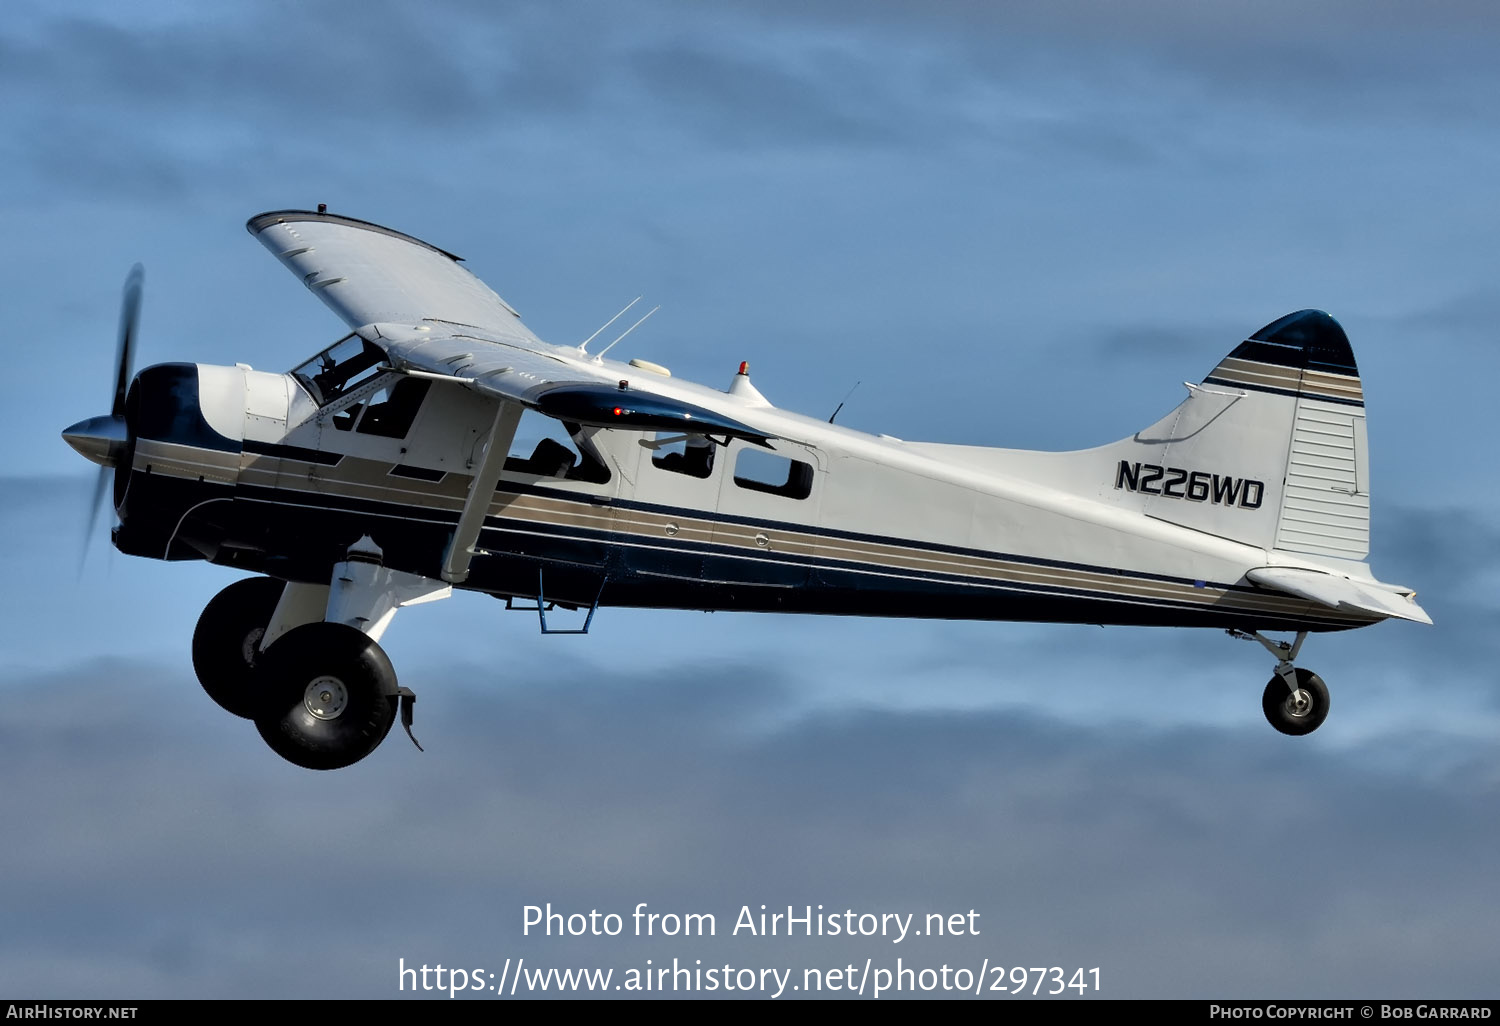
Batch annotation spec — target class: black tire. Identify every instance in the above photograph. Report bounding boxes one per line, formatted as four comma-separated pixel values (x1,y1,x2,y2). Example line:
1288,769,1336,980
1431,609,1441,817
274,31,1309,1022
192,576,286,719
253,621,398,771
1262,668,1330,736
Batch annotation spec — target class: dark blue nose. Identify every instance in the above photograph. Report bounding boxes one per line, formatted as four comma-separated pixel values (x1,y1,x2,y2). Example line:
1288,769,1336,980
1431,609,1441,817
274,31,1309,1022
130,363,241,452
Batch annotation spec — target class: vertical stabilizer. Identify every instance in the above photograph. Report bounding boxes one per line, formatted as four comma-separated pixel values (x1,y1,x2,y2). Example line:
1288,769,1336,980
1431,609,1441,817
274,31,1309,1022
906,310,1374,565
1199,310,1368,560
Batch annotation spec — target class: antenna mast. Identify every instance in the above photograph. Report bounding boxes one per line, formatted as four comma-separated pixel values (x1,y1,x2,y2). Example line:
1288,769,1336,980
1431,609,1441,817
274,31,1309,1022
578,297,642,354
595,305,661,361
829,380,861,423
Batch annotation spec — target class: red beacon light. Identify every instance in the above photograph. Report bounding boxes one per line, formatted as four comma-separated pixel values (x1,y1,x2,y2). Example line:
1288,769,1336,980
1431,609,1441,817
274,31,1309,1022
726,360,768,405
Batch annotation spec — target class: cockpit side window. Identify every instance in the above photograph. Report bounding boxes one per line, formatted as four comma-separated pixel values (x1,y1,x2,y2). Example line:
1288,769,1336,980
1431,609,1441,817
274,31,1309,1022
291,335,386,406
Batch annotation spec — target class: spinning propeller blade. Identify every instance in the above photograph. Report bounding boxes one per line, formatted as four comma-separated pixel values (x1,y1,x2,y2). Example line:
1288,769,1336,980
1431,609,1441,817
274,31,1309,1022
113,264,143,419
80,465,111,571
78,265,144,568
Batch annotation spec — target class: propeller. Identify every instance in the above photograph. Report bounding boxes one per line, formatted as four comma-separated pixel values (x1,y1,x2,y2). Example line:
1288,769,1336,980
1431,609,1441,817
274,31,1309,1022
66,265,143,564
113,264,143,420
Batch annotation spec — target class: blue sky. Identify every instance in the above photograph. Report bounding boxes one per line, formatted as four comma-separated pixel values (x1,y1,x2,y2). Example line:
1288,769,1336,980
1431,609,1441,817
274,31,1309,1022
2,0,1498,999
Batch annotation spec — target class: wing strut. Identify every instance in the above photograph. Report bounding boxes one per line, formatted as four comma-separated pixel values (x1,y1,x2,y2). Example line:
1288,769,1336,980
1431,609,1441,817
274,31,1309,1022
442,402,521,584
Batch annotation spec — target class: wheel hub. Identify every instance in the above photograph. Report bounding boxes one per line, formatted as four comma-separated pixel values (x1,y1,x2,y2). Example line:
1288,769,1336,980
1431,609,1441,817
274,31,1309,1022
1284,688,1313,718
304,675,349,721
241,627,265,666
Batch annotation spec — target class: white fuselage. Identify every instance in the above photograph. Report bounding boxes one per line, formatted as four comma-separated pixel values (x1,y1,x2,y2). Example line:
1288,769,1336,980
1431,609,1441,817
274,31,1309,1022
114,356,1376,632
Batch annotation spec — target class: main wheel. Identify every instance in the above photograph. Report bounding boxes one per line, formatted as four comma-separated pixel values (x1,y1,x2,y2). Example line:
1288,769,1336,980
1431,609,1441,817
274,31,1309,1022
1262,668,1330,736
253,621,399,770
192,576,286,719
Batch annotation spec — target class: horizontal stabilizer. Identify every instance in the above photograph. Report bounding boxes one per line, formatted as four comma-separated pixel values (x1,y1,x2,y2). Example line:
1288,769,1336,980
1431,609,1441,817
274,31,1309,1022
1247,567,1432,625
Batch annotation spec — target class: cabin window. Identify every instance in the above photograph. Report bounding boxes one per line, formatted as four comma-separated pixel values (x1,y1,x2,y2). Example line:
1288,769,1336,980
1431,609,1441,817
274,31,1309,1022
356,378,431,438
733,448,812,499
503,410,610,484
651,433,716,479
291,334,385,406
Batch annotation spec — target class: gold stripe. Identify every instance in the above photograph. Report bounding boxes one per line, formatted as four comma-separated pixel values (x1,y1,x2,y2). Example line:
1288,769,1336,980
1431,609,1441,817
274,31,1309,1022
142,442,1373,624
1211,359,1365,404
476,486,1366,620
1216,357,1304,383
1208,368,1301,392
1301,371,1364,398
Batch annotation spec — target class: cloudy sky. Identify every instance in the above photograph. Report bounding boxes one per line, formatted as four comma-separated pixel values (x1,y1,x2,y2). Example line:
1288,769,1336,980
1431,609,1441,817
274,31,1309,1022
3,0,1498,1000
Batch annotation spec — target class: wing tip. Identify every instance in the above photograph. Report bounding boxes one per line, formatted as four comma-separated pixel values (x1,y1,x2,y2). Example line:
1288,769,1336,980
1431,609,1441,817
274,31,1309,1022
245,209,464,262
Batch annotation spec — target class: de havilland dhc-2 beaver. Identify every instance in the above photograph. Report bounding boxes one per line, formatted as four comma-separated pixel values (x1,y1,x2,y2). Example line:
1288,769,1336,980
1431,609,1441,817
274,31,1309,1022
62,208,1430,770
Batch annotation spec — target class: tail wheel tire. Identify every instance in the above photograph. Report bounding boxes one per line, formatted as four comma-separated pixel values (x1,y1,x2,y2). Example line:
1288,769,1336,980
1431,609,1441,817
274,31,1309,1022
192,576,286,719
253,621,398,771
1262,668,1330,736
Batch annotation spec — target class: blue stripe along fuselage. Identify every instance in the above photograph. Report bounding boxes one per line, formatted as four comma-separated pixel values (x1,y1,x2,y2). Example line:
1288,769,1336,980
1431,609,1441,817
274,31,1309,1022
128,456,1370,632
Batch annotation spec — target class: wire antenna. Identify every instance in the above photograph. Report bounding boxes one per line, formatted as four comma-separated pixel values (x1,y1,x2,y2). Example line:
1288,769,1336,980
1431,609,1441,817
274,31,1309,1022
578,297,642,354
829,380,861,423
595,305,661,361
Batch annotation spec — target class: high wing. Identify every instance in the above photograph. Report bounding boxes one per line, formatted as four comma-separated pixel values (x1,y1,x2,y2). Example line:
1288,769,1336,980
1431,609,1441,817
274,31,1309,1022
247,210,770,442
1247,566,1432,625
247,210,543,345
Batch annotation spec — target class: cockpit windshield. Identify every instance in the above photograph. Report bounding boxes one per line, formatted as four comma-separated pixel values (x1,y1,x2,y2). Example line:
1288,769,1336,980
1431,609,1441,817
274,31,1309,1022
290,334,386,406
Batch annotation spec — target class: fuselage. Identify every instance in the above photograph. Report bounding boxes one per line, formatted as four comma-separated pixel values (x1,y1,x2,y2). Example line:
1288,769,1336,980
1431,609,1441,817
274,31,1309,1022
96,356,1377,634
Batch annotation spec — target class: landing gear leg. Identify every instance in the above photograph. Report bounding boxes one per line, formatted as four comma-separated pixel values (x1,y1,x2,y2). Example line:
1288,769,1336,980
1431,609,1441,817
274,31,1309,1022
1230,629,1330,736
251,536,450,770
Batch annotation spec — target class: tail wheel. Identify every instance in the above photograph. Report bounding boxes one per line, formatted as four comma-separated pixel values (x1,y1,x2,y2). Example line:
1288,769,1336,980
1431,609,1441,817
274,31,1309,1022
253,621,398,770
192,576,286,719
1262,668,1330,736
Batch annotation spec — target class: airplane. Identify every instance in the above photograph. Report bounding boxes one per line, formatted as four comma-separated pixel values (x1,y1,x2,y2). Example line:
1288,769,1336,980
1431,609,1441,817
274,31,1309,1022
62,208,1431,770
